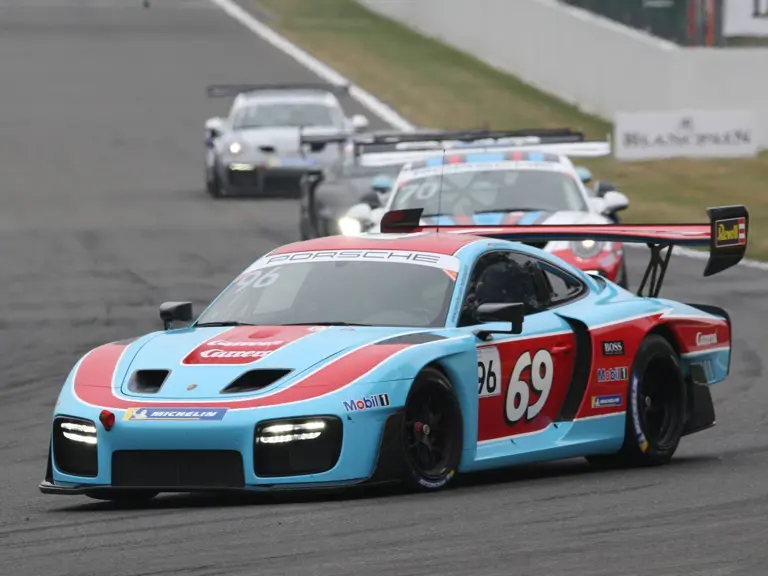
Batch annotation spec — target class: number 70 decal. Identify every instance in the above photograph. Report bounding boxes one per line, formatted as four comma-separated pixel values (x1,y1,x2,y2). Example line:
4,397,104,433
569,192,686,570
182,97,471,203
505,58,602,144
478,347,554,423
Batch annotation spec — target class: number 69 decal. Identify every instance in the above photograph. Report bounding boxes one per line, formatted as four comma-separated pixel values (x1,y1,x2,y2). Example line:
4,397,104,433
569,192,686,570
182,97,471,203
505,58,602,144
506,349,554,423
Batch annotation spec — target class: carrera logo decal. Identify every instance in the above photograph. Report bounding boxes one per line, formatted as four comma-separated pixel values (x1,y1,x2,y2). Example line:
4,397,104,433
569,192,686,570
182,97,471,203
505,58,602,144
343,393,390,412
124,408,228,421
182,327,311,365
601,340,625,356
714,217,746,247
597,367,628,382
695,332,718,346
591,394,623,408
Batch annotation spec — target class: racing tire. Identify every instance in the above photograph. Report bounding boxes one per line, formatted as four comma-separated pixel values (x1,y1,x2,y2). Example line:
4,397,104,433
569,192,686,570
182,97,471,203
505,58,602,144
85,489,159,503
587,334,686,469
398,366,463,492
206,164,223,198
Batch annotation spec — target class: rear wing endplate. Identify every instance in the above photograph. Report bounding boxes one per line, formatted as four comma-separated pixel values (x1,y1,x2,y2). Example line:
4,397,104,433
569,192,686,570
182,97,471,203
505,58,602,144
379,205,749,297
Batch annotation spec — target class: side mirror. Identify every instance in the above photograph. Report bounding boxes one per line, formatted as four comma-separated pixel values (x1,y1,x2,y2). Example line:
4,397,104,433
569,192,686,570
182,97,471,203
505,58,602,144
205,117,225,145
601,190,629,214
159,301,193,330
575,166,593,185
593,180,616,198
350,114,369,131
360,190,380,209
475,302,524,336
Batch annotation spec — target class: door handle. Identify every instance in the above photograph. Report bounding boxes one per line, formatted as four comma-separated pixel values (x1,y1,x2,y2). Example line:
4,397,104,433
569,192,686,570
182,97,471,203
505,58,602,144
551,344,573,355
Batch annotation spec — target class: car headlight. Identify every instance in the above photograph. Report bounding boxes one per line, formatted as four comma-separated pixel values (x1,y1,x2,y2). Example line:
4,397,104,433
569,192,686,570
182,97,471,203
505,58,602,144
338,217,363,235
570,239,604,259
228,141,243,155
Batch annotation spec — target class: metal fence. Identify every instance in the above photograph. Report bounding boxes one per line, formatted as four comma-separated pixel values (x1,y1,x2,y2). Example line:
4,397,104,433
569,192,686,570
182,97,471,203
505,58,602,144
559,0,726,46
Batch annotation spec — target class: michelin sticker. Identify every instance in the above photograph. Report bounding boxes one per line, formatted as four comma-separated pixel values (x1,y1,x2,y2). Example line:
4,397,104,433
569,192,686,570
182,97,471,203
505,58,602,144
124,408,228,421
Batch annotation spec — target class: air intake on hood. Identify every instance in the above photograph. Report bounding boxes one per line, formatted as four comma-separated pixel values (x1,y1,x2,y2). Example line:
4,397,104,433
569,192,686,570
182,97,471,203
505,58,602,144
221,369,293,394
127,370,170,394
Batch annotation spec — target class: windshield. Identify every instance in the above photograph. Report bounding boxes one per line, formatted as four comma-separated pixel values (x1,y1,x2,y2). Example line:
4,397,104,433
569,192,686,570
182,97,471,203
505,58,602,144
233,103,345,129
195,251,458,328
389,166,588,216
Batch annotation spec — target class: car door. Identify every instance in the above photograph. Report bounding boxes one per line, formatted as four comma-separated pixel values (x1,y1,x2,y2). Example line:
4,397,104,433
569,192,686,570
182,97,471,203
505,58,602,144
459,250,584,443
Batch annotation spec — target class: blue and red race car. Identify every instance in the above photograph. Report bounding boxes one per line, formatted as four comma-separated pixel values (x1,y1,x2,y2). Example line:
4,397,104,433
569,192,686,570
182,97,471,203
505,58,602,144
41,205,747,501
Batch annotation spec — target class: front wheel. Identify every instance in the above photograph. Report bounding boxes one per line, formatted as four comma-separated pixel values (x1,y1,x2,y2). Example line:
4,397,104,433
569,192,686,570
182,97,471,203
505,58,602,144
399,366,463,491
587,334,687,469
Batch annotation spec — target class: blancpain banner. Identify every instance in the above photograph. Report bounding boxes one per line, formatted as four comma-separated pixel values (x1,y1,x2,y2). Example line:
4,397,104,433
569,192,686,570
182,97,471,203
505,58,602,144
723,0,768,36
614,110,758,161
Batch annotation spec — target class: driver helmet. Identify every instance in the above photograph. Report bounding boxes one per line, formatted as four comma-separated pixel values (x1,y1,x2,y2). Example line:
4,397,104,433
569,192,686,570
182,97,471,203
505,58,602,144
372,175,393,205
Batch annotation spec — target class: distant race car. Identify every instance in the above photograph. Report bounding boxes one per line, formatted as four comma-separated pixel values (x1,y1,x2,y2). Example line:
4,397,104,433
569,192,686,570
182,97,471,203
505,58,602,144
40,204,748,500
299,161,398,239
296,129,444,239
204,83,369,198
336,129,632,287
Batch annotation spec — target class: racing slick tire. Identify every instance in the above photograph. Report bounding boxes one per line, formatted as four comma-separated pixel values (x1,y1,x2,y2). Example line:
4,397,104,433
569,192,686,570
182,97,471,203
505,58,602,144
398,366,463,492
206,163,223,198
587,334,686,469
85,489,159,503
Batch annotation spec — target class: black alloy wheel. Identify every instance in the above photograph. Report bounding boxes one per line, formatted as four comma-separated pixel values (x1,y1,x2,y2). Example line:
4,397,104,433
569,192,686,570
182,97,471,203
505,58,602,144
587,334,686,468
400,366,463,491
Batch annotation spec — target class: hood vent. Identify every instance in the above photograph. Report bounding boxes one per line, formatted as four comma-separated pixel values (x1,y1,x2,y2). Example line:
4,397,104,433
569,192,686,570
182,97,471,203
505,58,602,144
127,370,170,394
221,369,293,394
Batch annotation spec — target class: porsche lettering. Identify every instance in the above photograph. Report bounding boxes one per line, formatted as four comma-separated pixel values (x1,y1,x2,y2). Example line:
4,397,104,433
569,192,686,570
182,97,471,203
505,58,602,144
247,249,461,272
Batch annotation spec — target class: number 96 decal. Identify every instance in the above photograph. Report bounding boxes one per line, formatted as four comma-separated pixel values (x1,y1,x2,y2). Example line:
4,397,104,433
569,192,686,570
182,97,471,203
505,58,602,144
478,347,554,424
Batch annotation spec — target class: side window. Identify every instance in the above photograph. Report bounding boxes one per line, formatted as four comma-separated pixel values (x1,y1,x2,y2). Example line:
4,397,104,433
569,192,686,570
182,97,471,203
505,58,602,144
458,251,548,327
536,261,587,306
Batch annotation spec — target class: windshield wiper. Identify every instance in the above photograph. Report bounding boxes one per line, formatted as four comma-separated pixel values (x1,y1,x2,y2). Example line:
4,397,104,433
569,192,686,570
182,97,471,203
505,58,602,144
472,208,537,214
194,321,259,327
279,321,372,327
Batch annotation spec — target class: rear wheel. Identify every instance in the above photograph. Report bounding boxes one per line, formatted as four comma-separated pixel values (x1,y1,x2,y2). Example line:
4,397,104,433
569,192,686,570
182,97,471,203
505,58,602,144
587,334,686,468
399,366,463,491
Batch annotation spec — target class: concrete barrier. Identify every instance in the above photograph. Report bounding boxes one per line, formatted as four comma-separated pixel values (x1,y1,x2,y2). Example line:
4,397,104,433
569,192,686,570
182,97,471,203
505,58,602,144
356,0,768,148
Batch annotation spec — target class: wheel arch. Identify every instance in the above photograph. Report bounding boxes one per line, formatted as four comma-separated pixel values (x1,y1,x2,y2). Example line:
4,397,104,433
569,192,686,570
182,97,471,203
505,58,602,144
642,322,716,437
366,343,478,484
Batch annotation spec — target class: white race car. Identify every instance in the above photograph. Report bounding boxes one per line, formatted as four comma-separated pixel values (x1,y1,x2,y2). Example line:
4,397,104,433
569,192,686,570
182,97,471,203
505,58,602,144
337,131,631,287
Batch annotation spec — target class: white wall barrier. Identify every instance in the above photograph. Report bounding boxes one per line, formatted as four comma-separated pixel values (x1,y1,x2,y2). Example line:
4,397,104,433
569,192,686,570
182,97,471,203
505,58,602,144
357,0,768,153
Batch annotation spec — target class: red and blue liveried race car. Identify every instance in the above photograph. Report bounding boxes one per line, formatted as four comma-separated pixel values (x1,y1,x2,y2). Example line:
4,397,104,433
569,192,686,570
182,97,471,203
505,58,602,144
41,204,747,501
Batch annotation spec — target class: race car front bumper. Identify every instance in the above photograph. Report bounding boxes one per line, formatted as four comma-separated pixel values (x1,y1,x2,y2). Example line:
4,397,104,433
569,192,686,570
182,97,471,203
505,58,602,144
219,163,307,197
40,390,410,495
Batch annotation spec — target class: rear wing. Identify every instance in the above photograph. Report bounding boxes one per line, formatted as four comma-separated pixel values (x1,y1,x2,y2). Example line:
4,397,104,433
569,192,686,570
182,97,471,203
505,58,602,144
300,128,610,167
206,83,350,98
379,205,749,297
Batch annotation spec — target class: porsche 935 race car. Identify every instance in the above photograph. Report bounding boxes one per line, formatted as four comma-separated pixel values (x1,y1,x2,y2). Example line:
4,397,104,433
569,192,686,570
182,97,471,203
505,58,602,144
318,129,632,286
204,82,369,198
40,204,748,501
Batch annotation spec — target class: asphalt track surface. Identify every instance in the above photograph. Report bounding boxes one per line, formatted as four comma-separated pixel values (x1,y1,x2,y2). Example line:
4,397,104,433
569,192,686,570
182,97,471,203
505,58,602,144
2,2,768,575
